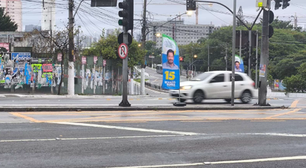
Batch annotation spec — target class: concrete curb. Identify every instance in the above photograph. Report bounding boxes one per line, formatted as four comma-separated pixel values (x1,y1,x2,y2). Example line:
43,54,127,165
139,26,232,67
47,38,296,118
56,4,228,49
0,105,288,112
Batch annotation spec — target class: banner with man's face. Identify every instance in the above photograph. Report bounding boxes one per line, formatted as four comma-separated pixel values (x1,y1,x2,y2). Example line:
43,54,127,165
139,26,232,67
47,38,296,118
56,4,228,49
235,55,244,73
161,34,180,90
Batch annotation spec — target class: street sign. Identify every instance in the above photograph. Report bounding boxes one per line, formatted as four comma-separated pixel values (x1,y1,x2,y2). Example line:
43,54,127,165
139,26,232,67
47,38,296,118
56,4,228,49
149,55,155,59
11,52,31,61
103,60,106,67
91,0,117,7
82,56,86,65
118,43,128,59
118,32,132,46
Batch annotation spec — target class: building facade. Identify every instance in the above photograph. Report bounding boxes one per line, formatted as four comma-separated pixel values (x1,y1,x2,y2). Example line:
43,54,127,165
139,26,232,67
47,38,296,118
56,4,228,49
0,0,22,31
41,0,55,31
147,19,219,48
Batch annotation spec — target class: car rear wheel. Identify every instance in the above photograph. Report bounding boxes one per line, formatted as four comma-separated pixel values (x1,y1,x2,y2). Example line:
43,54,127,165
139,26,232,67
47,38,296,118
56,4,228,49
193,90,204,104
177,98,186,102
241,91,252,104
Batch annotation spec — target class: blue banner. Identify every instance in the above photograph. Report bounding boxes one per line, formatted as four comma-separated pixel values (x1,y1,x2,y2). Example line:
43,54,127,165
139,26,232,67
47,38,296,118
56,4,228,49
235,55,244,73
11,52,31,61
161,34,180,90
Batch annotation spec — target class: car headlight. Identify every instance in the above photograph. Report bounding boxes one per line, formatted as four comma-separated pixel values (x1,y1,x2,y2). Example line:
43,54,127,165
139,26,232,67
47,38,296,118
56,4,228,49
181,85,193,90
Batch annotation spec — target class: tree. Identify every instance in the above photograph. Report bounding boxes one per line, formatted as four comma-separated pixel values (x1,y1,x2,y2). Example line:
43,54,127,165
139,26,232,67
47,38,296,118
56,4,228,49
0,8,17,31
41,29,69,95
237,6,246,27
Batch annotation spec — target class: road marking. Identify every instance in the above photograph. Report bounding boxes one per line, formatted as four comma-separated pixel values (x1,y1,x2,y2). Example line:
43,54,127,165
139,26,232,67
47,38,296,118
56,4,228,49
291,99,300,108
54,122,199,135
265,108,301,119
243,133,306,137
10,112,41,123
109,156,306,168
0,135,180,143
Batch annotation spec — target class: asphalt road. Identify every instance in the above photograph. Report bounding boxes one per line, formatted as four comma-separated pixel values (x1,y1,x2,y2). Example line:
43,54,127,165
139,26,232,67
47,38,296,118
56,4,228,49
1,98,306,167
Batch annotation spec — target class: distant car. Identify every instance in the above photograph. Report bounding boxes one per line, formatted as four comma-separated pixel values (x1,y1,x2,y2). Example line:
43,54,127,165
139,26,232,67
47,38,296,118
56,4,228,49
156,64,163,74
169,71,255,104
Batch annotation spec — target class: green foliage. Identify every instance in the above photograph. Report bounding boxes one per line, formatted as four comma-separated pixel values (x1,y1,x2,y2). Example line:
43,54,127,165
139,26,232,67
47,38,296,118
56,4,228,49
283,63,306,93
0,8,17,31
82,32,145,69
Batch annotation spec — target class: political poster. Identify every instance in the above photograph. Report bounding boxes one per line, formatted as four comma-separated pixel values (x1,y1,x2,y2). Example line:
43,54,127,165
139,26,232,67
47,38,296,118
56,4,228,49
235,55,244,73
161,34,180,90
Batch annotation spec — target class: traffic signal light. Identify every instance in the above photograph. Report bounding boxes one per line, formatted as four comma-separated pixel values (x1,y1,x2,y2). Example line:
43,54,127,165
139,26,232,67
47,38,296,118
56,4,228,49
282,0,290,9
186,0,196,11
118,0,133,31
179,56,184,62
275,0,282,10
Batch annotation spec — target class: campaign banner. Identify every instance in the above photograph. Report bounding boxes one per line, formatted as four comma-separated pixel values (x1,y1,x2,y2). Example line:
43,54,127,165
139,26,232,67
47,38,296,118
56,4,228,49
161,34,180,90
235,55,244,73
11,52,31,61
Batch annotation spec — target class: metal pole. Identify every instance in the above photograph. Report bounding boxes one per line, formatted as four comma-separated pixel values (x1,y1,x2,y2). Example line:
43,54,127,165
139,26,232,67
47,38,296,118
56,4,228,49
248,30,252,77
255,30,259,89
140,0,147,95
259,6,270,106
153,26,156,44
225,48,228,70
103,64,105,94
231,0,237,106
207,45,210,71
239,30,242,62
68,0,75,95
119,24,131,106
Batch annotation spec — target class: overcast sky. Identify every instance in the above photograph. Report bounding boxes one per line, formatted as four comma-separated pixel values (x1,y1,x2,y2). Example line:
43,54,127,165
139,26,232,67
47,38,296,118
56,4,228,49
22,0,306,36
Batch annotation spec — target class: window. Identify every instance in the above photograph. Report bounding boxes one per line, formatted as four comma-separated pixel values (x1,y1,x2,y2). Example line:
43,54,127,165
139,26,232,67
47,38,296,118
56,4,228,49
210,74,225,83
230,74,244,81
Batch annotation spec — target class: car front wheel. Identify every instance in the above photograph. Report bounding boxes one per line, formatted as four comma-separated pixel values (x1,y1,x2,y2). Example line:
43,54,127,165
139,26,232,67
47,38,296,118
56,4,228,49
241,91,252,104
193,90,204,104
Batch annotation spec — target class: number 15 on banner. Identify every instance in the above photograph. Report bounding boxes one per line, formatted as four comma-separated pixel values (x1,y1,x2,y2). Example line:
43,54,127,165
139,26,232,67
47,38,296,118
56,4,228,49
165,71,175,80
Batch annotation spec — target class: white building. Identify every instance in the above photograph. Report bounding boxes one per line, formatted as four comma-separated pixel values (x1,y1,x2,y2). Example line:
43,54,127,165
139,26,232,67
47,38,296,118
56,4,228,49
147,19,219,48
0,0,22,31
41,0,55,31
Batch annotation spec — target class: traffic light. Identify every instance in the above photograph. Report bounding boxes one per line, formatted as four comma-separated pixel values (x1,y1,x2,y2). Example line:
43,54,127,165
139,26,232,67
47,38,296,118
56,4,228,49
186,0,196,11
179,56,184,62
275,0,282,10
118,0,133,31
282,0,290,9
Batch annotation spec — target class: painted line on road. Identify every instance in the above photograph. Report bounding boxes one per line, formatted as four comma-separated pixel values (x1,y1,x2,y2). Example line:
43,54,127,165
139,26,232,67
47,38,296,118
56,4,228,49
10,112,41,123
265,108,301,119
54,122,199,135
291,99,300,108
243,133,306,137
109,156,306,168
0,134,180,143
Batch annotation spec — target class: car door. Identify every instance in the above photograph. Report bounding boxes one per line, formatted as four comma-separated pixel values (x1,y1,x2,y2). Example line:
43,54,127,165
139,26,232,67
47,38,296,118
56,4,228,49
230,73,244,98
205,73,227,99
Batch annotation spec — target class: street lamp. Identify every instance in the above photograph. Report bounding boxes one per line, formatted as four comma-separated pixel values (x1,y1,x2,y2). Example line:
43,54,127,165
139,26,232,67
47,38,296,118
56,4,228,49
138,43,141,47
156,33,161,37
193,54,197,58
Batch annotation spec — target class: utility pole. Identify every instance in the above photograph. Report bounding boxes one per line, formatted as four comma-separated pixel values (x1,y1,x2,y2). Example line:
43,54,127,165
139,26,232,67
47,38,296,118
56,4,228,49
207,44,210,71
153,26,156,43
258,5,270,106
68,0,75,95
255,30,259,88
239,30,242,63
231,0,237,106
50,19,53,94
140,0,147,95
225,47,228,70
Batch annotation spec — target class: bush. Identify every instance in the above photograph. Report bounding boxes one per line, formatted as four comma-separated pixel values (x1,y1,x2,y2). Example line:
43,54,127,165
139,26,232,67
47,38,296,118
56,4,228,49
283,75,306,93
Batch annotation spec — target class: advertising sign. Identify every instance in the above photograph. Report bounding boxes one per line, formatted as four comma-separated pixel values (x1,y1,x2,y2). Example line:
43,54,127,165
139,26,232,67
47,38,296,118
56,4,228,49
94,56,98,64
82,56,86,65
161,34,180,90
0,43,10,52
57,53,62,62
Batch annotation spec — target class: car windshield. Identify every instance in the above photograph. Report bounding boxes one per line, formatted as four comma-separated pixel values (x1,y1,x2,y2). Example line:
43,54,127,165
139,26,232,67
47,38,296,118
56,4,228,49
190,73,212,81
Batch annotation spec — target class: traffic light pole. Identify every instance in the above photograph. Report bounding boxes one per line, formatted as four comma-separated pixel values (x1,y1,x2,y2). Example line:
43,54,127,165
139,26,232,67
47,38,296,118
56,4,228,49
119,27,131,107
68,0,75,95
140,0,147,96
258,7,270,106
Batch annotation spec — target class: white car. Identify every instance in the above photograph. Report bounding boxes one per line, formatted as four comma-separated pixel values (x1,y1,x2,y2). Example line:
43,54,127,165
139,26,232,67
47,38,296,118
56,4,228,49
169,71,256,104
